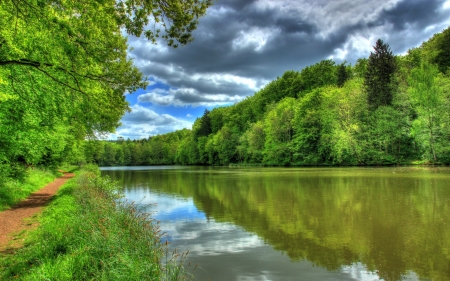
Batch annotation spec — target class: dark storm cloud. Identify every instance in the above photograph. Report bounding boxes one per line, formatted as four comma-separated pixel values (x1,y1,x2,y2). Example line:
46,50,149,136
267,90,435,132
131,0,319,77
382,0,446,31
219,0,258,10
128,0,450,107
138,88,242,106
377,0,449,53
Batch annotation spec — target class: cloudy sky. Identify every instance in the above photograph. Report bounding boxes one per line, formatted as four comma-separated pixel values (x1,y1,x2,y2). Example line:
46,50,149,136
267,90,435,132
111,0,450,140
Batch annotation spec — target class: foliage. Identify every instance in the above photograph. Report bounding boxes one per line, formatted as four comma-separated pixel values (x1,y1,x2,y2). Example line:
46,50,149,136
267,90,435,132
300,59,337,94
428,27,450,73
337,63,350,87
263,97,296,165
408,62,450,163
322,80,366,165
194,109,212,138
0,0,211,179
82,27,450,167
364,39,397,110
0,166,195,280
292,89,324,164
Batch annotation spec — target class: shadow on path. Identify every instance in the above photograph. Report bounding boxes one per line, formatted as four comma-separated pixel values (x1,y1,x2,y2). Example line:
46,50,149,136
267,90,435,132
0,172,75,253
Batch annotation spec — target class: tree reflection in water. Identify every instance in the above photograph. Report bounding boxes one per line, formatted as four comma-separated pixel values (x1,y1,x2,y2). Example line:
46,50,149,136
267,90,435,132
102,166,450,281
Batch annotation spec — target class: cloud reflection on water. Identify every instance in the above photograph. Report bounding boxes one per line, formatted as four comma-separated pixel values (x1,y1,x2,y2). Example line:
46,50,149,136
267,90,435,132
124,186,421,281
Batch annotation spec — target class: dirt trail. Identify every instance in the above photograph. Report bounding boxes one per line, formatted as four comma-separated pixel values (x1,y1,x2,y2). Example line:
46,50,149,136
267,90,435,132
0,172,75,253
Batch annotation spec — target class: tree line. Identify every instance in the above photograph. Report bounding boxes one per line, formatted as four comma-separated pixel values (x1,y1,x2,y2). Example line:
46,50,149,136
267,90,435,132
86,27,450,167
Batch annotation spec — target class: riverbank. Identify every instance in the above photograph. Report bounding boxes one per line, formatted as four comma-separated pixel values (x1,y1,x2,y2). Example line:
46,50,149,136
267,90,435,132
0,165,193,280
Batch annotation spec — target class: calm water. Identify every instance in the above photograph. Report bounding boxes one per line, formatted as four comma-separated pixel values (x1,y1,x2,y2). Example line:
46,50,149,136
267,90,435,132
101,166,450,281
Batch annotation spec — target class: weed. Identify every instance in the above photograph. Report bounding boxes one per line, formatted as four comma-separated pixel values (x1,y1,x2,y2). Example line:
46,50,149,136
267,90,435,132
0,166,194,280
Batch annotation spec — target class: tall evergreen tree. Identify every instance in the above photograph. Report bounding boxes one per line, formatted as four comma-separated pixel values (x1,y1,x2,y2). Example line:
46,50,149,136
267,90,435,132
364,39,397,109
337,63,349,87
198,109,212,137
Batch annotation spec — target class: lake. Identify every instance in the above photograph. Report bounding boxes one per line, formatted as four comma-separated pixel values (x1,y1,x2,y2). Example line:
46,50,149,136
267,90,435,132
100,166,450,281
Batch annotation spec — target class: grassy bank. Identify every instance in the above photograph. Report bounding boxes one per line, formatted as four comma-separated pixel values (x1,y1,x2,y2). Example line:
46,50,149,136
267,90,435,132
0,165,193,280
0,168,59,211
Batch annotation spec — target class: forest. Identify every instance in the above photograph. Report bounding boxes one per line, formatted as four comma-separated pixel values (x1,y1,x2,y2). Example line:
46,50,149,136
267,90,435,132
86,27,450,167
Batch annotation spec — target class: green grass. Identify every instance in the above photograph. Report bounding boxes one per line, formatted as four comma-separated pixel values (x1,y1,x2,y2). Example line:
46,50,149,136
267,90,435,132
0,165,194,280
58,163,81,173
0,168,59,211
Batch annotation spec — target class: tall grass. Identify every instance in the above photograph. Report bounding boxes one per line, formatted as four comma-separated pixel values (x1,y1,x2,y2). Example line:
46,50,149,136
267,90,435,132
0,165,194,280
0,168,59,211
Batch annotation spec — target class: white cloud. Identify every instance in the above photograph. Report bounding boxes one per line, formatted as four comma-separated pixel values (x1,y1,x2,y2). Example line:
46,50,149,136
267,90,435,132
443,0,450,9
109,105,192,139
342,262,420,281
122,104,180,125
138,89,175,106
138,87,243,107
133,56,267,103
232,27,280,52
191,72,261,91
329,26,389,61
128,35,170,59
161,219,265,255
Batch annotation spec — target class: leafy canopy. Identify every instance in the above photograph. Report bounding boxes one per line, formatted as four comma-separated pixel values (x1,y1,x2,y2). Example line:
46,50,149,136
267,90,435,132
0,0,212,173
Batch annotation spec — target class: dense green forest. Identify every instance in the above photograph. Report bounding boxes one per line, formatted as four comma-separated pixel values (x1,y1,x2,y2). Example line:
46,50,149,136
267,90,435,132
0,0,211,182
87,27,450,166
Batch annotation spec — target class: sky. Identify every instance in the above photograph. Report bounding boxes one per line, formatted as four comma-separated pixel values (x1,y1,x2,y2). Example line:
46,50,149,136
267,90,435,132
109,0,450,140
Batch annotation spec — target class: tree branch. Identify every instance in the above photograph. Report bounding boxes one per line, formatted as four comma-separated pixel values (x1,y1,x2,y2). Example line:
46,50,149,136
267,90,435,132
0,59,52,67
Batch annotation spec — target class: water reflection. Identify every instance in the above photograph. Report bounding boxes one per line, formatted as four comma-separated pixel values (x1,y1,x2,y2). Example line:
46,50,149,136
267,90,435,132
102,166,450,281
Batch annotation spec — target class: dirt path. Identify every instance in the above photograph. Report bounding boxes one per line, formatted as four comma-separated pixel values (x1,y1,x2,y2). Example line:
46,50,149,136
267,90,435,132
0,172,75,253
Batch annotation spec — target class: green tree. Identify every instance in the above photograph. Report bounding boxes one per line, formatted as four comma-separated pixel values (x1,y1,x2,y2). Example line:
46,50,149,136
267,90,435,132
197,136,209,164
430,27,450,73
337,63,349,87
364,39,397,110
292,89,323,164
102,142,117,166
408,62,450,162
300,59,337,94
131,142,143,165
219,126,239,165
354,58,368,78
196,109,212,137
0,0,212,175
247,121,266,163
321,81,366,164
263,98,296,165
366,106,408,164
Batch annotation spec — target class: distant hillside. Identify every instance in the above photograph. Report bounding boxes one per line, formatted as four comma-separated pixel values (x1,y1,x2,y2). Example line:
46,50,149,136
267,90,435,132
85,26,450,166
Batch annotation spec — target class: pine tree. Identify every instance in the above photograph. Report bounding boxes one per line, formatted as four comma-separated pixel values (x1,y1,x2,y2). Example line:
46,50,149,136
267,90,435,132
337,63,349,87
364,39,397,109
198,109,212,137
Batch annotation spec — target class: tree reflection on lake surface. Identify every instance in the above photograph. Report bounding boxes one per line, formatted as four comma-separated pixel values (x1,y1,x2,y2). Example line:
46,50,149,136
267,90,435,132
101,166,450,281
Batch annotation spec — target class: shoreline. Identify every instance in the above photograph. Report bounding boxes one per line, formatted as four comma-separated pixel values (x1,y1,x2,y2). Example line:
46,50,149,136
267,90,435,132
0,165,192,280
